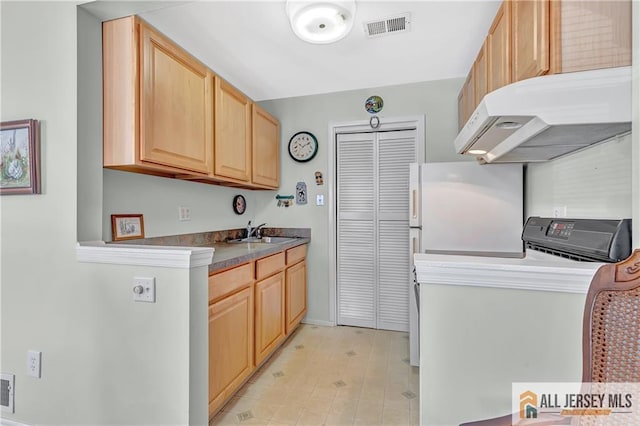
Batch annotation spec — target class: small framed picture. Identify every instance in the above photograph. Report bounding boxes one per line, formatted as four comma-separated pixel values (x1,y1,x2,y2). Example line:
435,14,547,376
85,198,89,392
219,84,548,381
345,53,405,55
111,214,145,241
1,119,40,195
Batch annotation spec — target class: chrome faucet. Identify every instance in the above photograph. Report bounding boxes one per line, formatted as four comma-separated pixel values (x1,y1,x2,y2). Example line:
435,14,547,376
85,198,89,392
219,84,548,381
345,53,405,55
246,221,267,239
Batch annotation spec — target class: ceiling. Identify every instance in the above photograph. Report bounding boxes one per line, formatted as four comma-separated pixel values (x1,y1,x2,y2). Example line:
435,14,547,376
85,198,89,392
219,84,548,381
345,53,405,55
83,1,502,101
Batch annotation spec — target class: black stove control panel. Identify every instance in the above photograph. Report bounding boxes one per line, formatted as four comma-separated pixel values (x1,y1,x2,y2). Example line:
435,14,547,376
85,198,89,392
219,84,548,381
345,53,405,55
546,221,575,239
522,216,632,262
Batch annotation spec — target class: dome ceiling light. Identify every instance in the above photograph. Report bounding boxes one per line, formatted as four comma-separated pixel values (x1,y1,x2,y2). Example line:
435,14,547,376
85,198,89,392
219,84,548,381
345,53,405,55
286,0,357,44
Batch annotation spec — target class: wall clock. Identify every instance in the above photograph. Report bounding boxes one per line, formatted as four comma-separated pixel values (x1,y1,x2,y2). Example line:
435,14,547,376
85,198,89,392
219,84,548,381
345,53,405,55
232,195,246,215
288,131,318,163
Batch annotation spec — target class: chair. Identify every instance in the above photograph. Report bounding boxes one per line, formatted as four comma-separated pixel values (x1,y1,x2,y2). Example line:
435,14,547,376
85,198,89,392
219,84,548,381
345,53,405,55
460,249,640,426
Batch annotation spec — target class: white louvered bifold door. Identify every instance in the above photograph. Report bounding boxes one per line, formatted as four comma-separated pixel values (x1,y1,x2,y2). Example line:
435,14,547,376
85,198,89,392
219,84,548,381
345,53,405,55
336,129,417,331
337,132,376,328
377,130,416,332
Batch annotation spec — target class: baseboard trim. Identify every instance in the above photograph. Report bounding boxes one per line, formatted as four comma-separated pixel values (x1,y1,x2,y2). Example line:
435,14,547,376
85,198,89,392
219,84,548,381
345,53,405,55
301,319,335,327
1,419,30,426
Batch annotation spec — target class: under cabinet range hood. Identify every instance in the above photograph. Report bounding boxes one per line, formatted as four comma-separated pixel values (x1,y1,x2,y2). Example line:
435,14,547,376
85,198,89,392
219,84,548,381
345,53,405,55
454,66,632,164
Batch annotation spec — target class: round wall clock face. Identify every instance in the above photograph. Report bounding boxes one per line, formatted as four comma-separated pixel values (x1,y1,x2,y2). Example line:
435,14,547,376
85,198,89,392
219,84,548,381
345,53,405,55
232,195,246,215
288,131,318,163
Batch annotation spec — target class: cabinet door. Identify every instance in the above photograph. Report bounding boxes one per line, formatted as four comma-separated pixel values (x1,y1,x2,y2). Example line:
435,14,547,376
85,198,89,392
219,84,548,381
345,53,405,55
457,68,475,130
139,22,212,174
209,286,254,416
285,260,307,335
512,0,550,82
255,272,285,365
214,78,251,182
252,105,280,188
487,1,511,92
554,0,632,73
473,41,488,106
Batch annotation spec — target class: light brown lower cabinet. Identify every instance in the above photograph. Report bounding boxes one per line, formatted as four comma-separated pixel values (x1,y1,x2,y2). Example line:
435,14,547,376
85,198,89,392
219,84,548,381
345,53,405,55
254,271,286,366
208,285,254,415
208,244,307,419
285,260,307,335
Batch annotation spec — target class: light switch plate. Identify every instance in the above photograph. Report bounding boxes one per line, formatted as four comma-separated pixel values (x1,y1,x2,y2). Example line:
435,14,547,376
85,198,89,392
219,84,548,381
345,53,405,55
178,206,191,221
316,194,324,206
133,277,156,302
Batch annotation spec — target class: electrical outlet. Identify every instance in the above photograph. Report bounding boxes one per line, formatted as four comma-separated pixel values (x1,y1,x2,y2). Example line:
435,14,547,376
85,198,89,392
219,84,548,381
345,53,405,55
553,206,567,218
133,277,156,303
27,350,41,378
178,206,191,221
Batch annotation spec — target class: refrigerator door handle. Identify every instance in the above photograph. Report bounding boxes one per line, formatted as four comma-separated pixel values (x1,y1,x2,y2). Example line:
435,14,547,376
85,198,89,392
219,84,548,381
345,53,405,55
411,189,418,220
412,266,420,314
412,235,419,255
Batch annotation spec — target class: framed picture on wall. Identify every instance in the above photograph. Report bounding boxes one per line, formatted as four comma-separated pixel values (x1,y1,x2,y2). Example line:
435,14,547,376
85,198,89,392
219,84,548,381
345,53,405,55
0,119,40,195
111,214,145,241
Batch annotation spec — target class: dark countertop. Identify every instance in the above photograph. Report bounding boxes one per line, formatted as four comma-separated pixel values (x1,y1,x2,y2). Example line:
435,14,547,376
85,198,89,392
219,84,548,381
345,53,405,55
112,227,311,275
201,237,310,274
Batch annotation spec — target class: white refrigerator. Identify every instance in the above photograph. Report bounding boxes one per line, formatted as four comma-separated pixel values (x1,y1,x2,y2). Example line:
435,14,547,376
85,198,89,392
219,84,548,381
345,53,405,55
408,161,524,366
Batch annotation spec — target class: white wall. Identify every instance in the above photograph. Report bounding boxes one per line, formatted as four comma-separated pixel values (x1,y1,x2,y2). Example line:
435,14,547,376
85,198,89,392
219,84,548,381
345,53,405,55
421,284,585,425
1,4,207,424
526,134,633,219
77,5,104,242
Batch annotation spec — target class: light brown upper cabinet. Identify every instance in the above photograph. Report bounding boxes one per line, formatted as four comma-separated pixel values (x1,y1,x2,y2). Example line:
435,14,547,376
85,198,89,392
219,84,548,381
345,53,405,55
103,16,213,176
214,79,252,183
251,105,280,189
550,0,632,73
103,15,281,190
473,41,488,109
457,69,475,131
512,0,550,82
487,1,511,92
457,0,631,129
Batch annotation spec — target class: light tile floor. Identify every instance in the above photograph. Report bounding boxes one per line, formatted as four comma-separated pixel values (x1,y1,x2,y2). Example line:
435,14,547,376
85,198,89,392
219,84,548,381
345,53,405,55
211,324,419,426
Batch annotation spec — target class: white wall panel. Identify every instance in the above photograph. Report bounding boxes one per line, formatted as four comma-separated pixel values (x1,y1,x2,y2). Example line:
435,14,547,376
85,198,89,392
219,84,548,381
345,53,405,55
526,135,632,219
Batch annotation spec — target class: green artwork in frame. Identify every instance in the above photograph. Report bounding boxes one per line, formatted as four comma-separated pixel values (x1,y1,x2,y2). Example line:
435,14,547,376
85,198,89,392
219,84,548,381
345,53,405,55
0,119,40,195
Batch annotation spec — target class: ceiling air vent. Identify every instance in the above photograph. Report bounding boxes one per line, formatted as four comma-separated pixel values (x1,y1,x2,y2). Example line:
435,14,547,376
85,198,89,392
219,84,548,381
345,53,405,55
364,13,411,38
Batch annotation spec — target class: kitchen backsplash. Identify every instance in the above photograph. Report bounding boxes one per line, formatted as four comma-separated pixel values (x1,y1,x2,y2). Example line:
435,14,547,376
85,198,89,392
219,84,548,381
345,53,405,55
526,133,632,220
113,227,311,246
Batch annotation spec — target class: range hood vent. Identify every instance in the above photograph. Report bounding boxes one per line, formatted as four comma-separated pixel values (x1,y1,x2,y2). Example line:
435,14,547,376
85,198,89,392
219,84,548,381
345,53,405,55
454,66,632,164
364,13,411,38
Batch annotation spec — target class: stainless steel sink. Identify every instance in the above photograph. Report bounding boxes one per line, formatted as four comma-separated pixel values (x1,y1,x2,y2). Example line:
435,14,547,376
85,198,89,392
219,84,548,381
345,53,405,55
227,236,297,245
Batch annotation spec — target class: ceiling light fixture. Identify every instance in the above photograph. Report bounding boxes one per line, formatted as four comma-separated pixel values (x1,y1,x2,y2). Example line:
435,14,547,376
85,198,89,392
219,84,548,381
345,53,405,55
286,0,356,44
